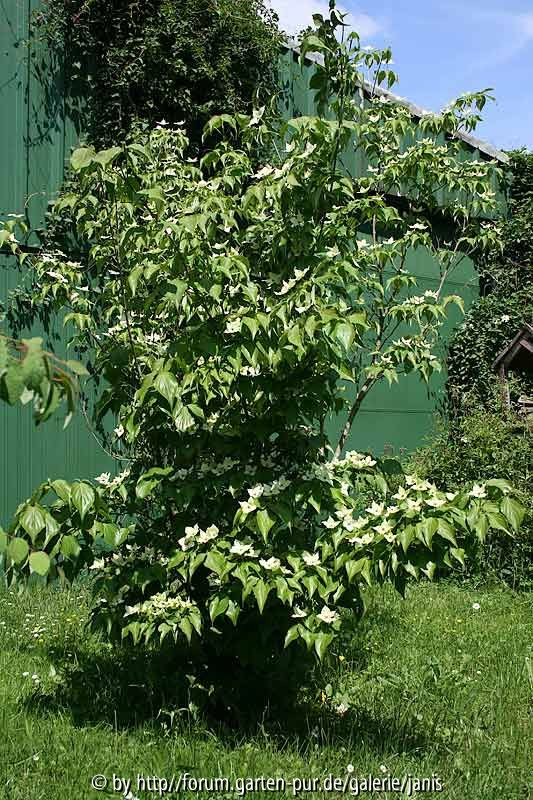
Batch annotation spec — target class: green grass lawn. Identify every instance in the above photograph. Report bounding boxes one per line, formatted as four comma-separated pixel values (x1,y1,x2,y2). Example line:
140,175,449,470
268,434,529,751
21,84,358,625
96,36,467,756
0,581,531,800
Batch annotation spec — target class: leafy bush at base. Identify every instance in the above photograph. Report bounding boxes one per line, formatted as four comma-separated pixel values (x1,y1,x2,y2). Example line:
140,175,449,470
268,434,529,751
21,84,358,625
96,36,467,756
410,397,533,589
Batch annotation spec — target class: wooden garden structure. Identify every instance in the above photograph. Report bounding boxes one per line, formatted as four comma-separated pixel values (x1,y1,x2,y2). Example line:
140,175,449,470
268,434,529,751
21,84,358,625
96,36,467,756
492,323,533,418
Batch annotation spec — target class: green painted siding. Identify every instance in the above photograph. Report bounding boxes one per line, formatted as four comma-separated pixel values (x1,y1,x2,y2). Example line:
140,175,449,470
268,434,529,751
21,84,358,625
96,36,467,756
0,6,504,520
278,48,489,457
0,1,112,524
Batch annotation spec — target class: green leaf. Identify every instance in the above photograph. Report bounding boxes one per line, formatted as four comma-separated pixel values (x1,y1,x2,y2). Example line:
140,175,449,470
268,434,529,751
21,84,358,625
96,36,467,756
450,547,465,566
437,519,457,546
135,478,160,500
398,525,415,554
178,618,193,643
60,535,81,560
256,509,275,540
154,371,179,405
174,406,195,432
0,528,7,552
29,551,51,576
51,480,71,503
284,624,300,648
486,512,511,534
71,482,96,522
8,537,29,564
205,551,227,577
209,596,229,623
19,505,46,540
500,496,525,533
242,317,259,339
345,558,365,582
70,147,95,170
419,517,438,549
314,632,334,661
2,366,24,405
93,146,122,167
64,359,89,376
333,322,355,351
253,579,271,613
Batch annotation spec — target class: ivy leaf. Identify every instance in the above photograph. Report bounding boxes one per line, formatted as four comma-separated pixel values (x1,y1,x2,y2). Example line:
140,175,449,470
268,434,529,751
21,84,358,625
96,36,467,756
205,551,227,578
333,322,355,351
437,519,457,546
93,146,122,167
50,480,71,503
209,596,229,623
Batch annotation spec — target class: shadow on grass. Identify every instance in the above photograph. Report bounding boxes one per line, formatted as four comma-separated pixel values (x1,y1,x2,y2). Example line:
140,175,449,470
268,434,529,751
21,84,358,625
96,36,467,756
20,597,432,759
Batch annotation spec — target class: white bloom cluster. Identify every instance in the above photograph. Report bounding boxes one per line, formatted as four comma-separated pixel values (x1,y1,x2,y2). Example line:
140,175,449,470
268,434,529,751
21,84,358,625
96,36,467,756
46,270,69,285
96,469,130,488
261,476,291,497
347,531,375,546
230,540,257,557
179,523,219,550
125,593,195,621
373,519,395,542
197,457,240,477
144,332,163,344
240,366,261,376
333,451,377,469
317,606,339,624
225,318,242,334
259,557,281,570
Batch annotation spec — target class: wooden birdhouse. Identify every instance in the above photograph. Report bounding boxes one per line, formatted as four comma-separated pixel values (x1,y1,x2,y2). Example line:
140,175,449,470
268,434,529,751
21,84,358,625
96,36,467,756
492,323,533,417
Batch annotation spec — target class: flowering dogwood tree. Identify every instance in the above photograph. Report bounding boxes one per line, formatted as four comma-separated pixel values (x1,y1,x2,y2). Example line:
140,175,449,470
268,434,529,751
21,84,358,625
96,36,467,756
1,3,524,700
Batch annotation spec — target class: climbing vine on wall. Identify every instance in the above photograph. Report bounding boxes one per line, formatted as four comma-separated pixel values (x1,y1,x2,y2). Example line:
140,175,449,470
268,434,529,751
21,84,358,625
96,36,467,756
32,0,283,150
447,149,533,405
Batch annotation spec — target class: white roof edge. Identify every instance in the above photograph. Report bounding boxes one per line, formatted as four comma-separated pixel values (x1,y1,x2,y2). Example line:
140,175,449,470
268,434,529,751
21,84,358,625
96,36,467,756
283,41,509,164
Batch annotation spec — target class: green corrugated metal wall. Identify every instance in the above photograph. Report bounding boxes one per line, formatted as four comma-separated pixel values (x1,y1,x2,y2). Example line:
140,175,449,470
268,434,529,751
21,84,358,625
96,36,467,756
1,3,503,522
0,0,113,524
279,47,486,457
